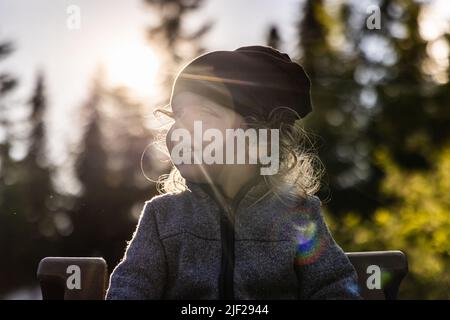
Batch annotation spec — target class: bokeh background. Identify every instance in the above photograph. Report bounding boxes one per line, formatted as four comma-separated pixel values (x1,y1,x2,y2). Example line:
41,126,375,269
0,0,449,299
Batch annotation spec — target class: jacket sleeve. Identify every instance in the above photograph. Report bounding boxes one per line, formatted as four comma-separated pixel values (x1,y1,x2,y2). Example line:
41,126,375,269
295,196,362,299
106,200,167,299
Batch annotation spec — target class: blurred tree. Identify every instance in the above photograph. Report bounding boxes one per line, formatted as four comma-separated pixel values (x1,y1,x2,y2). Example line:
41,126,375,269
144,0,212,101
0,38,19,295
0,70,57,294
267,25,281,49
66,74,159,269
297,0,450,217
0,39,17,178
363,2,450,170
18,72,60,290
145,0,213,62
22,72,53,227
297,0,381,216
0,41,17,97
297,0,450,298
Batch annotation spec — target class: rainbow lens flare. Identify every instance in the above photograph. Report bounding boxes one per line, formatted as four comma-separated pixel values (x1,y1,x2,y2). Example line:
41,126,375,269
293,220,326,266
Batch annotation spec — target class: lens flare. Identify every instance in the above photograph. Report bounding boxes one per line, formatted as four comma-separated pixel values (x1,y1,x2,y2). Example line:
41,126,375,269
293,219,326,266
346,281,361,296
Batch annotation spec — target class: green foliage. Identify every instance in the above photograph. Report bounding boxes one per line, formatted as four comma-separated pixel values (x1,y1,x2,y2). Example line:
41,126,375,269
329,145,450,298
299,0,450,298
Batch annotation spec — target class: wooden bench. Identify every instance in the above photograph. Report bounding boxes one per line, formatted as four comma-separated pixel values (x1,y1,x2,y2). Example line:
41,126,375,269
37,250,408,300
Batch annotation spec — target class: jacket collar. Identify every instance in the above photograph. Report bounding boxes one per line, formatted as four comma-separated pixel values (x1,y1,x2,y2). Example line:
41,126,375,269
185,174,271,214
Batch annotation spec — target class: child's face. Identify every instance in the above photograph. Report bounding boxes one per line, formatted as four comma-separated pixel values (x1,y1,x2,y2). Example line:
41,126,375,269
167,91,246,183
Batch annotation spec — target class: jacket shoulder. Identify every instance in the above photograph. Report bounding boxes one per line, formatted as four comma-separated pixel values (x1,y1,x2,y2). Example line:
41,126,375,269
144,190,193,213
141,190,204,237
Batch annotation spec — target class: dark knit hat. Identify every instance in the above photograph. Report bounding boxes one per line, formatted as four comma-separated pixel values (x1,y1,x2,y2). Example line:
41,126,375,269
170,45,313,125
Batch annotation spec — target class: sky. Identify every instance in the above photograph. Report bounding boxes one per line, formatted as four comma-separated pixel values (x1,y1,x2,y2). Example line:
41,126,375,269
0,0,449,169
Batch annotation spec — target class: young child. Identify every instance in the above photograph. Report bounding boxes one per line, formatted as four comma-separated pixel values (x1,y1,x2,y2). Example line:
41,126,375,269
106,45,361,300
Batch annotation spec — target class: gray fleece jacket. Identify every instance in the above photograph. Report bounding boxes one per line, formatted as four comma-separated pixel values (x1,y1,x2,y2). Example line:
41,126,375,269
106,177,361,300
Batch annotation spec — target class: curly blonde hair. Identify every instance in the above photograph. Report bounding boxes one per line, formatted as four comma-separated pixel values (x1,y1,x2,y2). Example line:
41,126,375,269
147,105,325,203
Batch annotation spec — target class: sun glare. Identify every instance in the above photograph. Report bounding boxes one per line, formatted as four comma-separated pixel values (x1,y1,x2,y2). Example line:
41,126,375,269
103,40,160,98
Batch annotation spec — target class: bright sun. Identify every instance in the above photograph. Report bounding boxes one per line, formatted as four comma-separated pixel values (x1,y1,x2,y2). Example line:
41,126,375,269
103,40,160,98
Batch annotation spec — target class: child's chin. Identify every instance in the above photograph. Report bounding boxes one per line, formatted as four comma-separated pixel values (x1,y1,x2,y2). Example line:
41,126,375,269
176,164,211,183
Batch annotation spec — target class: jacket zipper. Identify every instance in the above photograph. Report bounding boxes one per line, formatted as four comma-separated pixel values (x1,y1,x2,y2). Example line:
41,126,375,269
218,202,235,299
197,175,263,300
217,176,263,300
